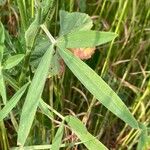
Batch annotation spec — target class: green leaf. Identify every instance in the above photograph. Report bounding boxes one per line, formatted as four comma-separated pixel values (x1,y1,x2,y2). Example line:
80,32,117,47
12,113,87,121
0,83,29,121
0,68,7,104
3,54,25,70
65,115,108,150
59,10,93,36
58,47,139,129
0,22,5,44
17,45,54,146
30,36,62,76
39,100,54,120
0,21,5,63
40,0,55,22
0,0,6,6
78,0,86,12
57,30,117,48
0,22,6,104
39,99,64,120
30,36,50,68
3,72,19,91
137,124,150,150
25,11,40,49
51,121,64,150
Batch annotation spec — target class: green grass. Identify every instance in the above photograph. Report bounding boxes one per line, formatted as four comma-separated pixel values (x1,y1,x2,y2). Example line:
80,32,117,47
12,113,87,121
0,0,150,149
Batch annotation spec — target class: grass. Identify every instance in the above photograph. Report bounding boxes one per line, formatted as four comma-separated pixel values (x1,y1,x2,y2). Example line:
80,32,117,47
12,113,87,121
0,0,150,149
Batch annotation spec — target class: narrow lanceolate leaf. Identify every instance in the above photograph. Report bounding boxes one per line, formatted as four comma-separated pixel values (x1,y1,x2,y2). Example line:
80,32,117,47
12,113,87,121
39,100,53,120
51,122,64,150
25,11,40,49
17,45,54,146
0,22,6,104
65,116,108,150
0,22,5,62
0,83,29,121
58,47,138,129
3,54,25,70
0,68,7,104
57,31,117,48
3,72,19,91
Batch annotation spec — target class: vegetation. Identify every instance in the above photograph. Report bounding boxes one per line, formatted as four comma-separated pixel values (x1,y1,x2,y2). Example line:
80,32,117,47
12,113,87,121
0,0,150,149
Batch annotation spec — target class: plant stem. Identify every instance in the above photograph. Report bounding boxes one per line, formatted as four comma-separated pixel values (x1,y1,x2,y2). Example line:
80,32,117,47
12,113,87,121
101,0,129,77
40,24,56,44
31,0,35,18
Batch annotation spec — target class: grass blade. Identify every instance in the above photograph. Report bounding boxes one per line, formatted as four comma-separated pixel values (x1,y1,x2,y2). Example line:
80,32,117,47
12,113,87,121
0,69,7,104
0,22,6,104
0,22,5,62
51,121,64,150
0,83,29,121
39,99,64,120
39,100,54,120
65,115,108,150
17,45,54,146
137,124,150,150
58,47,138,129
